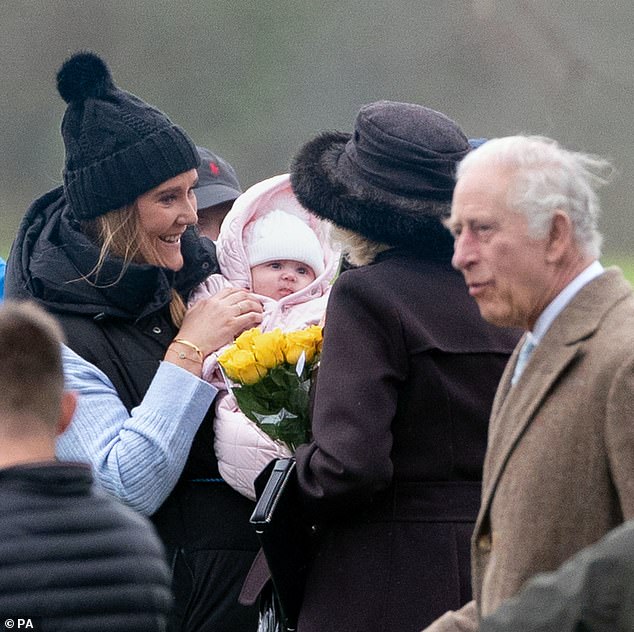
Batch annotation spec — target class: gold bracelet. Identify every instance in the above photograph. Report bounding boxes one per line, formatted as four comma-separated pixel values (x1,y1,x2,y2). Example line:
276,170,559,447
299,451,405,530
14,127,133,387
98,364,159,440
172,338,204,361
167,346,203,364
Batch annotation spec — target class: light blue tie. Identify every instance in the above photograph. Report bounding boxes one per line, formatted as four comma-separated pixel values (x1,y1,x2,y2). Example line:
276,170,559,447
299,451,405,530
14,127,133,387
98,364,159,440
511,334,537,386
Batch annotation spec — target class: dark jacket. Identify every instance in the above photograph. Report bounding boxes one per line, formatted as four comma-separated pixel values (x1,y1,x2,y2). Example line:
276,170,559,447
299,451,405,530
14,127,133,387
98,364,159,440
0,463,172,631
5,187,260,632
481,519,634,632
294,249,520,632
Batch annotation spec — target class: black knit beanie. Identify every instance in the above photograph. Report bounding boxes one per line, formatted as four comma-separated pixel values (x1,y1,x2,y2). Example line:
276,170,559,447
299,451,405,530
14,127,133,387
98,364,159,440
56,51,199,220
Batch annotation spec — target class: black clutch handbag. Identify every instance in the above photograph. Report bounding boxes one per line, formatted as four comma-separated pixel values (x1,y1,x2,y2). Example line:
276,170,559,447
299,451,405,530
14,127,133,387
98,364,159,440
250,457,315,632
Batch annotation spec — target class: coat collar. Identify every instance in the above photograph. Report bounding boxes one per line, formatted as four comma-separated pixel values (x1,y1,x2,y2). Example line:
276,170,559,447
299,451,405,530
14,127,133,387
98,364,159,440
215,173,341,299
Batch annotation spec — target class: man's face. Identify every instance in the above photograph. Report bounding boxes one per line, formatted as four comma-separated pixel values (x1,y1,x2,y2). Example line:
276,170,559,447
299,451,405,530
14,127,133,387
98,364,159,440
447,165,555,331
197,200,234,241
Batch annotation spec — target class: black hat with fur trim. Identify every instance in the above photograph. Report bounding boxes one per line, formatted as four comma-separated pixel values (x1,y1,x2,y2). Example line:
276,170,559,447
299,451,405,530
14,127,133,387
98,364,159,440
56,51,199,220
290,100,470,255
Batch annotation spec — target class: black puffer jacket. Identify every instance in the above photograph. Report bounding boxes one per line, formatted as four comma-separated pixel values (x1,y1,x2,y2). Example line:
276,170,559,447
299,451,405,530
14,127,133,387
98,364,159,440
0,463,172,631
5,188,260,632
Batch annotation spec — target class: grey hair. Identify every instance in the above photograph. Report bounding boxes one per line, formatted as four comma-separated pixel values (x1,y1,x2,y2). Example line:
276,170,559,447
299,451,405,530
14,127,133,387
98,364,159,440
456,135,615,258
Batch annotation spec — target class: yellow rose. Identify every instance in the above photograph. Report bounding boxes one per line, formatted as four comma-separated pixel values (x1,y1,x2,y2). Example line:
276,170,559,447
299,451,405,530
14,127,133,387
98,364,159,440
234,327,262,351
284,326,323,365
219,348,267,384
305,325,323,352
252,328,286,369
217,347,244,380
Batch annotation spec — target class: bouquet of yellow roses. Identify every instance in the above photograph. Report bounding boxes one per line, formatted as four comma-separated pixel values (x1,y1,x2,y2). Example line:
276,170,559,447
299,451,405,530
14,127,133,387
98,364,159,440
217,325,323,451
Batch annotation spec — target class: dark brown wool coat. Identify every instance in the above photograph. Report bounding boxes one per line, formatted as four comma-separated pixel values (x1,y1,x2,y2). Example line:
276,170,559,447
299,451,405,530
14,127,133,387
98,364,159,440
294,249,519,632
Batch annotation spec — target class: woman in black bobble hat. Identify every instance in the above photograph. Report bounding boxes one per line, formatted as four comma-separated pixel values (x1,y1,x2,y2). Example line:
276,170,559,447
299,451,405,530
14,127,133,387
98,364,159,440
248,102,520,631
5,52,264,632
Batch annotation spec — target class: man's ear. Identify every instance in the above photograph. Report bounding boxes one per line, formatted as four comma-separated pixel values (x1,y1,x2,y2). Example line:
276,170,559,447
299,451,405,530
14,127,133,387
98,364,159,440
545,210,574,263
56,391,78,437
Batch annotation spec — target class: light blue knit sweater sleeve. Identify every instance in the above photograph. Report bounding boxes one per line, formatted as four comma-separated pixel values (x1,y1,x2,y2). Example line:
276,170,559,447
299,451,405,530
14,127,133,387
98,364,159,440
58,344,218,515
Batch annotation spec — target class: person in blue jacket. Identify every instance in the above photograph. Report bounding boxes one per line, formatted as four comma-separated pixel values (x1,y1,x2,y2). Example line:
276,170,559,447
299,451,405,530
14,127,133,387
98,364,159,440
0,257,5,299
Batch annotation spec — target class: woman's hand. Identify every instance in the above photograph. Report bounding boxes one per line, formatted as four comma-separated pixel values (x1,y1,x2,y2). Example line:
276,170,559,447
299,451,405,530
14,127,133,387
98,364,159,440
178,287,264,357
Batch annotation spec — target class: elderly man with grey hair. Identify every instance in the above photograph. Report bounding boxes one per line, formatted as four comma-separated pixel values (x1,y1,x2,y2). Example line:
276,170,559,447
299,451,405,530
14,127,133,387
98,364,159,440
424,135,634,631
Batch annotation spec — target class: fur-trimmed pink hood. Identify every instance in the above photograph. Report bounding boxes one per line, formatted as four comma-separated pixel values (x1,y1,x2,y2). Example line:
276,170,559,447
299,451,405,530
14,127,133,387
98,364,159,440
189,174,341,500
217,173,339,295
191,173,340,332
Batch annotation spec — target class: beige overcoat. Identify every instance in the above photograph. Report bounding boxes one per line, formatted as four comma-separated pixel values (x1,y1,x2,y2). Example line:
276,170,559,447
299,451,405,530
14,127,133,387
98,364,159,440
425,267,634,631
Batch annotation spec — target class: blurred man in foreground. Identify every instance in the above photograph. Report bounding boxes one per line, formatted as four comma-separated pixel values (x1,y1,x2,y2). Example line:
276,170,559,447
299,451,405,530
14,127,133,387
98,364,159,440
0,301,173,631
480,519,634,631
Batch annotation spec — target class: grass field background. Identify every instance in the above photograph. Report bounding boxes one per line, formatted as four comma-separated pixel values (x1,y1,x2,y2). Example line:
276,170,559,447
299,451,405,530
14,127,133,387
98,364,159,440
602,255,634,285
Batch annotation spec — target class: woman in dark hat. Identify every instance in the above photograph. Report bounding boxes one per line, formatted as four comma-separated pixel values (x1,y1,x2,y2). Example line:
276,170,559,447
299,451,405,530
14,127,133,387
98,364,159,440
287,101,520,631
5,52,263,632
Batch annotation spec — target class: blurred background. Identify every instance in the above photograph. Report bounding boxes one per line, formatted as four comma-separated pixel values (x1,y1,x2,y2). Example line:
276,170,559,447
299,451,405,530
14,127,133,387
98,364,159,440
2,0,633,266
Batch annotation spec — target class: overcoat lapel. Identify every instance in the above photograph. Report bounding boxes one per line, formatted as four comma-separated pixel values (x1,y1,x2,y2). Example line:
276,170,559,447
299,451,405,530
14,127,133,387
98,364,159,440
476,268,631,530
488,344,520,422
481,342,581,512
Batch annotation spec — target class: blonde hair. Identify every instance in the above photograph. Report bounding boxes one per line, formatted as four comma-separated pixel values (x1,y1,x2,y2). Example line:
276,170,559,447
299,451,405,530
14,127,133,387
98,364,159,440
82,205,186,326
330,225,391,267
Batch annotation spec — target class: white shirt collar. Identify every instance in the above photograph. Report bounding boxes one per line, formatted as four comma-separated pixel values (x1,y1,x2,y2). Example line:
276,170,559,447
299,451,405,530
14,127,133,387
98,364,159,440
531,260,604,343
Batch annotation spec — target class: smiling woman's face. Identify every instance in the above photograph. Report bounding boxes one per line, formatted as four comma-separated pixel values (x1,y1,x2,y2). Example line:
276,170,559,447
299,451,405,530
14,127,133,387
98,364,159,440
136,169,199,270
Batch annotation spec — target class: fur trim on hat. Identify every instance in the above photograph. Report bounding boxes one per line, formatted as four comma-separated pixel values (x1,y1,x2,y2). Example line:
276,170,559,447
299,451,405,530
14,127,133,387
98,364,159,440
290,131,455,258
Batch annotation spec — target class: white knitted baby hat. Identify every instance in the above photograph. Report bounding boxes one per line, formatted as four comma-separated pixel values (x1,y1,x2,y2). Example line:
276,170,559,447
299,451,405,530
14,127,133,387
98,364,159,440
245,209,325,275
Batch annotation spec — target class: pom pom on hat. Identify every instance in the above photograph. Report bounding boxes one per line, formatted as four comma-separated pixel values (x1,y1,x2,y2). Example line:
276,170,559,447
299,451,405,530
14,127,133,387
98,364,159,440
56,51,115,103
245,210,325,276
55,50,199,220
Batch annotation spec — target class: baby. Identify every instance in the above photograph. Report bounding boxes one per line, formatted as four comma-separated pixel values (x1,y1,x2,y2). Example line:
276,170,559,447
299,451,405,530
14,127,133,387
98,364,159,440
190,173,340,499
240,206,325,308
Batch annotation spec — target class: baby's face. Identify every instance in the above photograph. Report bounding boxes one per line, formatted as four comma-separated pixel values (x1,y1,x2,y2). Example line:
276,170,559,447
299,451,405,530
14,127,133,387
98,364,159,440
251,260,316,300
